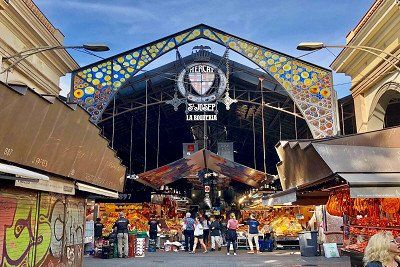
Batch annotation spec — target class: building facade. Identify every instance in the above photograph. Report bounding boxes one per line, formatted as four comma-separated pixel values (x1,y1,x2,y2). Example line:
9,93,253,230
0,0,77,95
0,1,126,267
331,0,400,133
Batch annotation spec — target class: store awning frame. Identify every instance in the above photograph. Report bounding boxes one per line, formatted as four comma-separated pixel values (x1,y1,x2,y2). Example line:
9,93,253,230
338,172,400,198
264,187,329,206
76,182,119,199
0,162,49,182
275,126,400,192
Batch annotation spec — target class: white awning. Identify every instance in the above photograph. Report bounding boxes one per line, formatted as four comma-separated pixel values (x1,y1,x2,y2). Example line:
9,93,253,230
0,163,49,181
339,173,400,198
76,182,119,198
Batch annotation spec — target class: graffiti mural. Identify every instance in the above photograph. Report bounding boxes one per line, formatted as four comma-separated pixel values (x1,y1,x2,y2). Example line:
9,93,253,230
0,188,85,267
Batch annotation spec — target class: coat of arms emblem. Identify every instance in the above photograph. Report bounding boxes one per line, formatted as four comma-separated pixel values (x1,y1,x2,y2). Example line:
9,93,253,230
188,64,216,96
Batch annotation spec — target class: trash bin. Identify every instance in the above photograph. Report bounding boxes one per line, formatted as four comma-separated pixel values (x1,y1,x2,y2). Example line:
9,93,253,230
298,231,318,257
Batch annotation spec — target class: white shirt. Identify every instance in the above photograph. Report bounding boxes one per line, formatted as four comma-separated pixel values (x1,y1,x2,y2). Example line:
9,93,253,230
194,223,204,236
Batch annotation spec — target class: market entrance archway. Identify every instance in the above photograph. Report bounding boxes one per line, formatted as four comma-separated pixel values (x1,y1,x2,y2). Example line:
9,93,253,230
71,24,337,139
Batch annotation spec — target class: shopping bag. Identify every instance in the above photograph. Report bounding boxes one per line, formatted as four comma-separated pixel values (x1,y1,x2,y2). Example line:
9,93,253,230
323,243,340,258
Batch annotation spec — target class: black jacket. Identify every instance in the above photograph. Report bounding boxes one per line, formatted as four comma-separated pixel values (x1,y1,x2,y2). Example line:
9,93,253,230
113,218,130,234
210,221,221,236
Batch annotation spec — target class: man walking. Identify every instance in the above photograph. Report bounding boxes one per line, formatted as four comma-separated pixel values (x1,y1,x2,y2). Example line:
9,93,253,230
183,212,195,252
246,214,261,254
209,216,222,251
113,212,130,258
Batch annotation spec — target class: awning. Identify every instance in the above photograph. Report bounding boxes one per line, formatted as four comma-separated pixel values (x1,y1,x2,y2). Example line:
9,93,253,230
264,188,329,206
76,182,119,198
338,173,400,198
0,82,126,192
275,126,400,191
0,162,49,181
137,149,269,188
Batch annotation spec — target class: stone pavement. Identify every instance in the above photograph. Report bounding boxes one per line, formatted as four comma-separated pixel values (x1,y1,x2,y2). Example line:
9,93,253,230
84,250,351,267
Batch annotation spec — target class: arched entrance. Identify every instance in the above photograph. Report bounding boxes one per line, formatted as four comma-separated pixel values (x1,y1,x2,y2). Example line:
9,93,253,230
71,24,337,138
97,51,312,201
368,82,400,130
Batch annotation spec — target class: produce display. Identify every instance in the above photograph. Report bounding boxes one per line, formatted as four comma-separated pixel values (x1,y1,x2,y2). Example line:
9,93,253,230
327,188,400,254
269,215,303,237
239,206,313,237
98,199,181,236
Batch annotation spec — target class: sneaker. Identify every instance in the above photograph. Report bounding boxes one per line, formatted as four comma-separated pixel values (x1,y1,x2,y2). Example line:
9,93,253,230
210,248,215,252
257,251,262,254
247,251,255,254
226,252,230,256
203,250,208,254
233,253,237,256
189,251,195,254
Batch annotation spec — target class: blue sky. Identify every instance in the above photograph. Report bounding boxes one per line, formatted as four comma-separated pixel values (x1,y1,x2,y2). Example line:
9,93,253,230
35,0,374,98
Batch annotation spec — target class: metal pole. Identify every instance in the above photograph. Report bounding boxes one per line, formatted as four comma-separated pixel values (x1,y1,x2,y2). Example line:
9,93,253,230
111,96,115,149
294,103,298,139
260,78,267,173
129,115,133,174
252,112,257,169
144,79,148,172
157,93,162,167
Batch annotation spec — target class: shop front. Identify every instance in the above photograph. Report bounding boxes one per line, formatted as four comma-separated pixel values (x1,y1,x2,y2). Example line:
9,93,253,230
0,82,126,267
274,126,400,266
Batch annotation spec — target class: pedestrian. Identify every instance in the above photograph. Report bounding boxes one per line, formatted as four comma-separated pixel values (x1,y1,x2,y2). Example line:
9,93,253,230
202,215,210,246
94,217,104,241
220,216,227,245
183,212,195,252
191,217,208,254
113,212,130,258
226,213,239,256
148,215,160,249
246,214,262,254
209,216,222,251
364,232,400,267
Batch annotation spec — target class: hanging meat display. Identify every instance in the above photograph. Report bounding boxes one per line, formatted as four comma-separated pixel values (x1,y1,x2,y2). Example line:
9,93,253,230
381,198,400,214
326,191,343,216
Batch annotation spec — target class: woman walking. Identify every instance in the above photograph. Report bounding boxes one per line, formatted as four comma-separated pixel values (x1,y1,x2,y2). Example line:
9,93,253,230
191,217,208,254
226,213,239,256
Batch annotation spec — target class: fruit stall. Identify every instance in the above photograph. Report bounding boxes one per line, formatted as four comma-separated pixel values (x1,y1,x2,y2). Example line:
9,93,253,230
326,187,400,267
239,205,315,248
98,201,182,236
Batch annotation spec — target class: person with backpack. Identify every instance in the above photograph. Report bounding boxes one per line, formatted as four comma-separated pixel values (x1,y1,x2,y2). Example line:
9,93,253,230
209,216,222,251
246,214,262,254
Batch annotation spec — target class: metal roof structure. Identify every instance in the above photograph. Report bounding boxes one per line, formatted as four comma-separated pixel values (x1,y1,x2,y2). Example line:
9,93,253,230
98,52,311,194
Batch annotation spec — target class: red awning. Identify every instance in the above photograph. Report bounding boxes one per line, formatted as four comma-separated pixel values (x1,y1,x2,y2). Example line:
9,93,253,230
136,149,270,188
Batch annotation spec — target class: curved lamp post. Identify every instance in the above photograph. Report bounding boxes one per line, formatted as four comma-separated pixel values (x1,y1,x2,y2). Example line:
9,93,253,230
1,43,110,74
297,42,400,71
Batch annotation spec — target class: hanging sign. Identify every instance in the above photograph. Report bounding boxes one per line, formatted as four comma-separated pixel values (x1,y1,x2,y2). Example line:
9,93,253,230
15,176,75,195
186,103,217,121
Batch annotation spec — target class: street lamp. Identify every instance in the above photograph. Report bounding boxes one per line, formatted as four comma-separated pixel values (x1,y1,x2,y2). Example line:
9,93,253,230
297,42,400,71
0,43,110,74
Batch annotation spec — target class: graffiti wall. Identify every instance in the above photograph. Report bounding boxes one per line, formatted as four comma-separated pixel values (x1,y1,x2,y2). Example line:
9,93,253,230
0,187,85,267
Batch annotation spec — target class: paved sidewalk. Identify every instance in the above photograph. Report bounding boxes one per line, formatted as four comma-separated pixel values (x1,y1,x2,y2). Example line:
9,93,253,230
84,250,351,267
